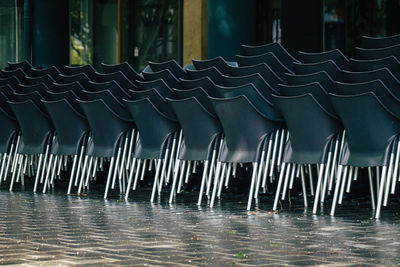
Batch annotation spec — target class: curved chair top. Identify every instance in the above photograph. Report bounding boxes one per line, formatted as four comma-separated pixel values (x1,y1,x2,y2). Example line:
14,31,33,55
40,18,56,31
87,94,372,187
51,81,86,98
7,61,33,71
101,61,143,83
47,90,85,115
135,78,175,99
173,87,216,115
148,59,188,80
57,72,91,89
142,69,182,89
284,71,336,94
0,68,27,81
297,49,350,70
192,56,233,76
23,74,55,86
185,66,225,85
59,64,97,80
292,60,343,82
349,56,400,80
92,71,137,91
87,80,130,100
179,76,219,97
360,34,400,49
353,44,400,61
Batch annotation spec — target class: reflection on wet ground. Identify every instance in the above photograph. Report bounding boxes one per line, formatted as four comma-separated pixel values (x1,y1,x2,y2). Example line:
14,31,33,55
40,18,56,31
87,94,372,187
0,184,399,266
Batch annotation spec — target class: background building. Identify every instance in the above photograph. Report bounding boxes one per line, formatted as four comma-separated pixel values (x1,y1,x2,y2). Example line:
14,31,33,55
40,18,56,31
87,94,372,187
1,0,399,71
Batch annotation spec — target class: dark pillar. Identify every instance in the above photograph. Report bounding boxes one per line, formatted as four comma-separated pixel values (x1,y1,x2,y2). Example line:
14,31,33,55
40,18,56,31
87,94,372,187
23,0,32,63
281,0,324,55
208,0,257,61
32,0,69,68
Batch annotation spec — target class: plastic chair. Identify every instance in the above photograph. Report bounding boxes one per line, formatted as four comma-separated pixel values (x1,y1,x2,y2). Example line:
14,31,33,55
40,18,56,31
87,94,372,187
297,49,350,71
13,91,48,113
179,76,219,97
148,60,188,80
47,90,85,114
51,81,86,98
329,92,400,218
42,99,90,193
0,85,17,101
277,82,336,116
353,44,400,60
27,66,61,81
284,71,336,94
236,52,293,81
123,98,180,202
241,42,299,71
0,68,28,82
173,87,215,114
192,57,233,76
349,56,400,80
186,67,225,86
135,79,175,99
101,62,144,83
209,95,282,210
142,69,182,89
7,61,33,72
59,65,97,80
78,99,133,198
167,97,223,204
57,73,91,90
360,34,400,49
8,99,54,192
16,83,50,97
0,76,21,91
92,71,137,91
23,74,55,87
222,73,279,101
271,93,342,212
87,80,130,100
229,62,286,90
292,60,343,82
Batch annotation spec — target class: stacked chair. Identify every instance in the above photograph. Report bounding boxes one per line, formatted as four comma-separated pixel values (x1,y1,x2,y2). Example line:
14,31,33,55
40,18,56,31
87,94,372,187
1,33,400,219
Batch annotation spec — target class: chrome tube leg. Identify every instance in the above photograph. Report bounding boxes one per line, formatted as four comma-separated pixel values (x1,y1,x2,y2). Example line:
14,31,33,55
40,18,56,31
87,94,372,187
159,147,170,194
165,135,177,184
50,155,58,186
184,161,192,184
133,159,142,190
206,148,217,197
269,130,280,178
384,152,395,206
312,164,325,214
125,158,137,200
111,146,122,190
300,165,308,207
330,165,344,216
0,153,7,185
4,143,15,181
247,162,258,211
74,143,86,186
210,161,222,208
262,137,273,189
321,150,333,203
78,155,89,194
288,164,297,190
140,160,147,181
42,154,54,193
11,135,21,174
308,165,314,196
150,159,162,203
375,166,388,219
9,154,22,192
67,154,78,195
217,163,227,198
85,156,94,187
33,153,44,193
338,166,349,205
254,143,266,199
40,142,51,183
391,140,400,194
346,166,354,193
126,129,135,170
329,137,340,192
177,161,186,194
272,162,286,211
276,130,286,170
281,163,292,200
168,159,180,204
225,163,232,188
197,160,210,206
368,167,376,210
103,157,116,199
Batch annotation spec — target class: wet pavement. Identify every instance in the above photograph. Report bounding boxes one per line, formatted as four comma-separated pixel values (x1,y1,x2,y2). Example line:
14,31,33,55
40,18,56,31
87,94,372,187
0,183,400,266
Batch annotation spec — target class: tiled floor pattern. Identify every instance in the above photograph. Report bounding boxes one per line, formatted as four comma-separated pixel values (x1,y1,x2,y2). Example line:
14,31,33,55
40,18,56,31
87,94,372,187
0,184,399,266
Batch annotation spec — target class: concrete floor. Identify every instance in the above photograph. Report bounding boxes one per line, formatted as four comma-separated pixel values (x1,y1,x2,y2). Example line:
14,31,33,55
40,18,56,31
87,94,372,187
0,183,399,266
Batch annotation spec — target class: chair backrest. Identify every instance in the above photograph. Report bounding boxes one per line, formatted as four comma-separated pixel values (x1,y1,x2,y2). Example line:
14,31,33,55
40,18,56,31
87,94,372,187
360,34,400,49
229,62,285,90
57,72,91,89
51,81,86,98
0,76,21,90
297,49,350,70
341,68,400,98
135,78,175,99
124,98,179,159
47,90,84,114
0,85,16,101
179,76,219,97
60,64,97,80
28,66,61,81
222,73,278,100
148,60,188,80
16,83,50,98
241,42,298,71
186,67,225,85
129,88,176,120
23,74,55,86
142,69,182,89
277,82,336,116
349,56,400,80
82,89,132,121
93,71,137,91
0,91,15,114
101,62,143,83
173,87,215,114
42,99,89,155
7,61,33,71
13,91,47,113
0,100,18,153
330,92,400,166
214,83,282,121
292,60,343,82
209,95,280,163
284,71,336,94
272,93,341,164
87,80,130,100
353,44,400,60
192,56,233,76
335,79,400,118
167,97,222,161
0,68,27,81
236,52,293,81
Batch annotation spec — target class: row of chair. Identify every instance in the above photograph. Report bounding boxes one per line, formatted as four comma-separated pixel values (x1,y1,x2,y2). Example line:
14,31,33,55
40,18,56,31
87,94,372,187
0,33,399,219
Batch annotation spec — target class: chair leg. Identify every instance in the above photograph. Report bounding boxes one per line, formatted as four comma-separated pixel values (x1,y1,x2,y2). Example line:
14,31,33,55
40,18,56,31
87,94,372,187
288,164,297,190
125,158,137,200
150,159,162,203
104,157,115,199
321,150,333,202
255,141,267,199
217,163,227,198
40,142,51,184
368,167,376,210
168,159,180,204
247,162,258,210
384,151,395,206
74,143,86,186
300,165,308,207
330,165,344,216
276,130,286,171
0,153,7,186
210,161,222,208
111,145,122,190
391,140,400,194
273,162,286,211
375,166,388,219
165,135,177,184
346,166,354,193
225,163,232,188
281,163,292,200
312,163,325,214
132,158,141,190
308,165,314,196
261,137,273,190
42,154,54,193
33,153,44,193
78,155,89,194
67,154,78,195
338,166,349,204
269,130,280,178
9,154,22,192
197,160,209,206
206,148,218,197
